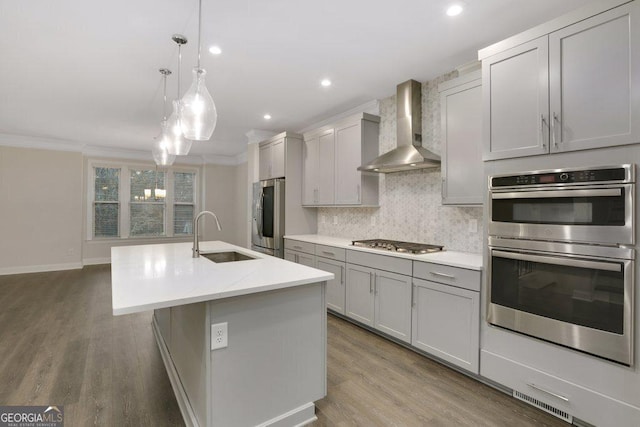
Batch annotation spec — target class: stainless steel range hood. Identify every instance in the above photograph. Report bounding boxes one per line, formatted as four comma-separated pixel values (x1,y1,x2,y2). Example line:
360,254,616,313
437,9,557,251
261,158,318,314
358,79,440,173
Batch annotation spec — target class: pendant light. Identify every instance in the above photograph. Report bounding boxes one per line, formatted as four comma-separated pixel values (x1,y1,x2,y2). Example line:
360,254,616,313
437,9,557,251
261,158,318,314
180,0,217,141
152,68,177,166
166,34,193,156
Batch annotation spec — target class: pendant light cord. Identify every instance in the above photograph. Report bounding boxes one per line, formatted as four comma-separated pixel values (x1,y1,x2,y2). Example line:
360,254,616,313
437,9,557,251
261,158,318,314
197,0,202,69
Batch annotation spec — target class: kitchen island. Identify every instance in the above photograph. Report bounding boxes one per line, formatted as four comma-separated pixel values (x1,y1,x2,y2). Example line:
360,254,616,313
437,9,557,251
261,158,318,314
111,241,333,427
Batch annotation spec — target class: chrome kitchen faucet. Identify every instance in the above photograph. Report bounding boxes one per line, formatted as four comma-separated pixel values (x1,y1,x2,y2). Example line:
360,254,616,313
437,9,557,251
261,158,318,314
192,211,222,258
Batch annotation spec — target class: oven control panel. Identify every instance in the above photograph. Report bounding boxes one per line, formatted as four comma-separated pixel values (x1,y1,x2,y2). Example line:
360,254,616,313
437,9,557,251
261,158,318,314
491,166,630,188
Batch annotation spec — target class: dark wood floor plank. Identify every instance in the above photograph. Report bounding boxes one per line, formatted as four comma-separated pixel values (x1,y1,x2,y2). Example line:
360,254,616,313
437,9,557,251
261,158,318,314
0,266,569,426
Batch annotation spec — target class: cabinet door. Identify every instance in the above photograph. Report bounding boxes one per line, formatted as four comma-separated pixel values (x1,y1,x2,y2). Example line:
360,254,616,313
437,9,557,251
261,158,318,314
302,136,319,205
317,129,335,205
259,143,271,180
335,122,362,205
297,252,316,268
270,138,285,178
374,270,412,343
345,264,375,326
412,278,479,374
317,257,345,314
549,2,640,152
284,249,297,263
441,76,483,205
483,36,549,160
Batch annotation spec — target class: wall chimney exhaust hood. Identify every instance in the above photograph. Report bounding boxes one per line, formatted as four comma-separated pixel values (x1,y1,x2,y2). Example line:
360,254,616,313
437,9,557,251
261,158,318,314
358,79,440,173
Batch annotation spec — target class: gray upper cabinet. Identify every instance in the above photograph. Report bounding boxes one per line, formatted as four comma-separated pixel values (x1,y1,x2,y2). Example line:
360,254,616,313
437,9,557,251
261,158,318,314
482,1,639,160
549,3,640,152
259,136,285,180
482,37,549,160
439,71,484,205
302,113,379,207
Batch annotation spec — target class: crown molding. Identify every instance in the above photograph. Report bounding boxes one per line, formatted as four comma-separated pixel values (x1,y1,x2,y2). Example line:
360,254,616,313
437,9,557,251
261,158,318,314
245,129,278,145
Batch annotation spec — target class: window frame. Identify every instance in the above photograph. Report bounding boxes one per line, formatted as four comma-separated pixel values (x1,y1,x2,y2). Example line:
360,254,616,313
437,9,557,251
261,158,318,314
87,160,199,241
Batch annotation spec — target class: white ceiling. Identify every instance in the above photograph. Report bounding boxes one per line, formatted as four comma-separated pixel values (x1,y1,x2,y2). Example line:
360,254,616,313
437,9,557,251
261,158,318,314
0,0,586,160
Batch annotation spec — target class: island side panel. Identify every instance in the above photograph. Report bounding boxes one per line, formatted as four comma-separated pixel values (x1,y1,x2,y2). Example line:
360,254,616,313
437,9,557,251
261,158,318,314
208,282,326,426
170,302,209,427
154,308,171,350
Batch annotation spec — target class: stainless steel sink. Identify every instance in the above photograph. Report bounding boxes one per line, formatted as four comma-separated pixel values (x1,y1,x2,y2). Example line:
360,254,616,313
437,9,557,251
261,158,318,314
200,251,256,263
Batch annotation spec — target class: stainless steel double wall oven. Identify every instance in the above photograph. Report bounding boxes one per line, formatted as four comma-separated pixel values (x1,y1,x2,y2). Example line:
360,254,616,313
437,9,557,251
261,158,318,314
488,165,635,366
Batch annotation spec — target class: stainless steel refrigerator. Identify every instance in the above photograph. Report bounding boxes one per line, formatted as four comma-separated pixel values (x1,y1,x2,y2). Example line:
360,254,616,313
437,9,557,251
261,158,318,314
251,178,285,257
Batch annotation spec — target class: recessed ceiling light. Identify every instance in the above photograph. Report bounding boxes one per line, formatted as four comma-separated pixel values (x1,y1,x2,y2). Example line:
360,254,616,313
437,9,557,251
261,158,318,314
321,79,332,87
446,3,464,16
264,114,272,120
209,45,222,55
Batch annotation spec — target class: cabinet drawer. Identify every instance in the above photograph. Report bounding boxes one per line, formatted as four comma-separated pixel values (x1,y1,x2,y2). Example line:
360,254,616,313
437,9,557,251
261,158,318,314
284,239,315,255
481,349,640,427
347,250,412,276
316,244,346,262
413,262,480,292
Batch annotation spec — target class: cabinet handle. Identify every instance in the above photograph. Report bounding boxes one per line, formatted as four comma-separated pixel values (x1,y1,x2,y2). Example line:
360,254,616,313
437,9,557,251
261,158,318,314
540,115,547,149
293,245,303,250
551,112,559,149
340,266,344,285
374,273,378,295
369,273,374,293
314,188,318,203
357,184,361,203
441,177,446,197
527,383,569,403
430,271,456,280
321,251,336,257
411,283,416,308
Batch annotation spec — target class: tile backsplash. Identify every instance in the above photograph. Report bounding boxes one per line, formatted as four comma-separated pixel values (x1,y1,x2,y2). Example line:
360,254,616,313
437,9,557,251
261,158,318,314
317,71,484,254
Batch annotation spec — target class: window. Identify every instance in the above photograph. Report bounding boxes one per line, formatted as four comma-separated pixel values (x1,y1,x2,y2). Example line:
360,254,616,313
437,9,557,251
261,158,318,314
94,167,120,237
89,162,198,240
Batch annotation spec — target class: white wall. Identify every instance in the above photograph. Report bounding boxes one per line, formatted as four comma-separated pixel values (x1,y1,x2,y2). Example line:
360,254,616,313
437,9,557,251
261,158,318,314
0,146,83,274
234,162,248,248
203,164,246,246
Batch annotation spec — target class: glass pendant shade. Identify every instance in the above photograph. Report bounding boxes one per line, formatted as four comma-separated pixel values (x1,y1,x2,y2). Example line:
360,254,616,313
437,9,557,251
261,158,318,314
152,120,176,166
166,100,193,155
180,67,217,141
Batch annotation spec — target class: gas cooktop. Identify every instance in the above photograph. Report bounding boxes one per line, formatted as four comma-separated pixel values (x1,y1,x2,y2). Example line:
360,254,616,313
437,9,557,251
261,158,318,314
351,239,444,255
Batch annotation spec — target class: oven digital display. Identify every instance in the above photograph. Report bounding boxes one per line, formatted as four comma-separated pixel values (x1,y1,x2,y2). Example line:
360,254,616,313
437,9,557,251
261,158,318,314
539,175,555,183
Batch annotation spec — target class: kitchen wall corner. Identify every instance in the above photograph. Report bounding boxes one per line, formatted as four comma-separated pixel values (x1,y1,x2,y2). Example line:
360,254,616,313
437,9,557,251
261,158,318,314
317,71,484,254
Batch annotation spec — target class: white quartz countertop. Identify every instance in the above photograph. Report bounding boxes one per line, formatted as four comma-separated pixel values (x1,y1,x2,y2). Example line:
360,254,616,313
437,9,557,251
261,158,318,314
284,234,483,270
111,241,334,316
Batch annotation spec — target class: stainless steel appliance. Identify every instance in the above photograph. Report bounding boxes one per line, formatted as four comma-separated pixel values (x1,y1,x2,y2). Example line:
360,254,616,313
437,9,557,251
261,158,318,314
352,239,443,254
487,165,636,366
252,179,285,257
489,164,634,246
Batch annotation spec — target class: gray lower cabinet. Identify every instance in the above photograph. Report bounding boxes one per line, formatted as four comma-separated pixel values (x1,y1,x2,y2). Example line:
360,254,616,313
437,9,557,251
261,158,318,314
316,256,346,315
345,264,375,326
412,278,479,374
345,262,412,344
284,249,315,267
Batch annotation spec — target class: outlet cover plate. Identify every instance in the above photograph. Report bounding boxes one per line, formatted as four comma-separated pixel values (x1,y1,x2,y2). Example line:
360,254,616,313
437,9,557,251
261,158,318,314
211,322,228,350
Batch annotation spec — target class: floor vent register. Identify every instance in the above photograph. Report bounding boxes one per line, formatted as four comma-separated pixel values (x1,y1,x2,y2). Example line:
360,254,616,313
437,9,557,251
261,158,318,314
513,390,573,423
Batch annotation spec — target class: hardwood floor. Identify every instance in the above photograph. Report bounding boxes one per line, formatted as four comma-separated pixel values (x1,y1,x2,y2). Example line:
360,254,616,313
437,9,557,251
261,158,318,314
0,266,568,426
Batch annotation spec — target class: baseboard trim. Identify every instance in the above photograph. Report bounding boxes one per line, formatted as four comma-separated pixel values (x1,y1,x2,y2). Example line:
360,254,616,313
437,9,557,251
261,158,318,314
152,317,200,427
255,402,317,427
0,262,83,276
82,257,111,266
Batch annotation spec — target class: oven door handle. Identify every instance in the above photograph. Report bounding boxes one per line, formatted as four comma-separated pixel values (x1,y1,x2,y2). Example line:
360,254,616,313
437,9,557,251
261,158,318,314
492,250,622,272
491,188,622,199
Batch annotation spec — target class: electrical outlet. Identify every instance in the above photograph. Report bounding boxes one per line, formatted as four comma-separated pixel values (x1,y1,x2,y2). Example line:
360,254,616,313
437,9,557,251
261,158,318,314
211,322,228,350
468,219,478,233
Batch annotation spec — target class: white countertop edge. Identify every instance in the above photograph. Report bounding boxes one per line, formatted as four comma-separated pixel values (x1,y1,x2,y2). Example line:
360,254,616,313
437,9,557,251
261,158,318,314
285,234,483,271
112,275,333,316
